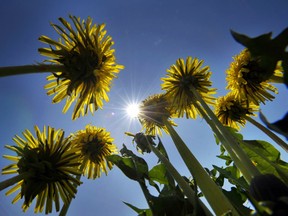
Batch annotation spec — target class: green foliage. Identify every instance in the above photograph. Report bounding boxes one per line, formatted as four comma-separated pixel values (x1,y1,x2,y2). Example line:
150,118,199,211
107,154,149,181
240,140,288,184
108,138,203,216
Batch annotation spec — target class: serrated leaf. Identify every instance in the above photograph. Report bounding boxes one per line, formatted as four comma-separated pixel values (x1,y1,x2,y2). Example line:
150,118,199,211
217,155,233,166
222,188,252,215
149,164,169,185
213,165,249,190
240,140,288,184
123,201,153,216
107,155,148,181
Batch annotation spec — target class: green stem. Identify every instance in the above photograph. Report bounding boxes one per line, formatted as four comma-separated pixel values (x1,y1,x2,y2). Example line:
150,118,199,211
191,88,260,183
193,100,255,184
138,181,155,213
0,64,66,77
148,144,213,216
59,159,86,216
245,116,288,152
163,119,240,216
0,172,32,191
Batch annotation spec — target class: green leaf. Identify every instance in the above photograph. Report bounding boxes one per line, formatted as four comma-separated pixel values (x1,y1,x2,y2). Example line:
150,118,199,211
222,188,252,216
123,202,153,216
213,165,249,190
148,164,169,185
240,140,288,183
107,155,148,181
217,155,233,165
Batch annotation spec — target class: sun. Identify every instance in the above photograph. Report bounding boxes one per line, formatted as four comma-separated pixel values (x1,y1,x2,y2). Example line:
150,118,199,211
126,103,140,118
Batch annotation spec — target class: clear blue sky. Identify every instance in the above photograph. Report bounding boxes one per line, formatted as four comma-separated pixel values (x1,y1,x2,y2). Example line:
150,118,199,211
0,1,288,215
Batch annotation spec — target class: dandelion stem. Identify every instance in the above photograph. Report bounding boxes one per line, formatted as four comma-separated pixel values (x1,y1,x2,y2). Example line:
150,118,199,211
0,172,31,191
193,100,253,184
59,159,86,216
0,64,66,77
163,119,240,216
245,116,288,152
190,88,260,183
147,143,213,216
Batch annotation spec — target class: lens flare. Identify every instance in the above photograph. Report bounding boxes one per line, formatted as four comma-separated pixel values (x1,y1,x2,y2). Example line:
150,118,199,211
126,103,140,118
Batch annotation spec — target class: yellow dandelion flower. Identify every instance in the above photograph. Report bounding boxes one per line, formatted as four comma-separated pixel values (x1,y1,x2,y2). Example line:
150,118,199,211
1,126,81,214
71,125,117,179
226,49,282,105
161,57,216,119
138,94,176,136
214,92,259,130
39,15,124,120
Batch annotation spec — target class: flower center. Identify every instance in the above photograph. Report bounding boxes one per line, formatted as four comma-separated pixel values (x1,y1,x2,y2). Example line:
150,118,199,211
242,59,267,84
181,75,199,91
17,146,61,183
82,139,110,164
227,102,251,121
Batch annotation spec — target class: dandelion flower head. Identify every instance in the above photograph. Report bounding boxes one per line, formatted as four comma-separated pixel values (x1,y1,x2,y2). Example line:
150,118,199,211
161,57,216,119
226,49,282,105
138,94,176,136
39,15,124,120
214,92,259,130
71,125,117,179
2,126,81,214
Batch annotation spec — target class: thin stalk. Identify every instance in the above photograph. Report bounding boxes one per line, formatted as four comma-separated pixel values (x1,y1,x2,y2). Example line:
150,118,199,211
245,116,288,152
0,172,32,191
148,144,213,216
138,181,155,213
193,101,254,184
191,88,260,182
0,64,66,77
163,119,240,216
59,159,87,216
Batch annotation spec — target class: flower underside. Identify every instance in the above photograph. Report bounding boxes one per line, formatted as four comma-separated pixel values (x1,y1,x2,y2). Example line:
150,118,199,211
71,125,117,179
2,126,81,214
39,15,124,119
138,94,176,136
161,57,216,119
215,93,258,130
226,49,282,105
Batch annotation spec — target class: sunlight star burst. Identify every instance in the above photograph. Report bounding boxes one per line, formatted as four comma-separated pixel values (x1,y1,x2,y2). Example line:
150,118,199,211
126,103,140,118
39,15,124,120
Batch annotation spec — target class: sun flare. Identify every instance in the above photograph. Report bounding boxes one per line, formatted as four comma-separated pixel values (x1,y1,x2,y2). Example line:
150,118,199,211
126,103,140,118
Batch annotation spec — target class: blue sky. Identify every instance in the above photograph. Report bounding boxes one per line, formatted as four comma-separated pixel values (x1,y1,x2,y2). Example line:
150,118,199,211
0,0,288,215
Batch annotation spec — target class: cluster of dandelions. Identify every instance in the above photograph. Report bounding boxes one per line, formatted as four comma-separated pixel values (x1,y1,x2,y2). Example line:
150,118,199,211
215,48,283,130
0,13,286,216
0,15,120,214
1,125,117,214
137,51,282,134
